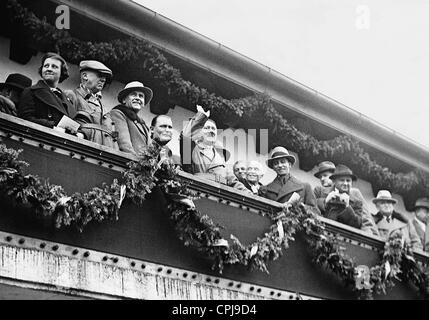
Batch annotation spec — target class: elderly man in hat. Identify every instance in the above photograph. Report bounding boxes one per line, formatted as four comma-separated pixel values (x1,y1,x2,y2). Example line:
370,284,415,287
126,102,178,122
259,146,318,210
65,60,118,149
313,161,336,212
322,164,379,236
107,81,153,155
373,190,422,251
180,105,249,192
411,198,429,251
0,73,32,116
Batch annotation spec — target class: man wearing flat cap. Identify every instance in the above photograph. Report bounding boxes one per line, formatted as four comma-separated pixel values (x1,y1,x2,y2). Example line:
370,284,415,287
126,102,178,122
373,190,422,251
259,146,318,210
313,161,336,212
411,197,429,251
107,81,152,155
321,164,379,236
0,73,32,116
65,60,118,149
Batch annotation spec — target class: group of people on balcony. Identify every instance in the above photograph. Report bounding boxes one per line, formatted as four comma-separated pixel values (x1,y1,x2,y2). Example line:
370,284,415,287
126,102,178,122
1,52,429,253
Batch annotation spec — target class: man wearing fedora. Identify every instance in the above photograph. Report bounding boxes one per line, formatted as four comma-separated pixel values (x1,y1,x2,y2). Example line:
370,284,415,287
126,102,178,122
108,81,153,155
0,73,32,116
313,161,336,212
180,105,249,192
373,190,422,251
65,60,118,150
322,164,379,236
259,146,318,209
411,197,429,251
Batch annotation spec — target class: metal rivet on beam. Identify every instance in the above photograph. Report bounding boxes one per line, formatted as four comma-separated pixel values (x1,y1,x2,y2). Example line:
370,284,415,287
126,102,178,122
52,245,59,251
18,238,25,244
5,236,12,242
72,249,79,255
40,243,46,249
83,251,90,258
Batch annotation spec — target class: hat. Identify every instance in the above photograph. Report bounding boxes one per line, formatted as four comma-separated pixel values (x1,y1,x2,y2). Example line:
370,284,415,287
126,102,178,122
117,81,153,106
0,73,32,92
414,198,429,211
372,190,397,204
266,146,296,169
314,161,336,178
330,164,357,181
79,60,112,80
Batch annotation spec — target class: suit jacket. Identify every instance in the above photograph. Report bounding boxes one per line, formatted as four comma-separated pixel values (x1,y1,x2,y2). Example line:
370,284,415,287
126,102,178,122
18,80,75,128
412,217,429,252
108,105,149,155
321,186,379,236
375,212,423,251
259,175,318,211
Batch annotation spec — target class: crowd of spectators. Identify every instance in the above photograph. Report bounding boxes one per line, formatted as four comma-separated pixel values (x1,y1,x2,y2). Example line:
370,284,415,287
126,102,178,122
2,52,428,252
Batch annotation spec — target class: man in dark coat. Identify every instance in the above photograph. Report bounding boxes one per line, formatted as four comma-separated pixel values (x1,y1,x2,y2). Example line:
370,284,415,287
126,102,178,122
321,164,379,236
259,146,318,211
411,197,429,252
0,73,32,116
18,52,75,128
372,190,422,251
108,81,153,155
65,60,118,150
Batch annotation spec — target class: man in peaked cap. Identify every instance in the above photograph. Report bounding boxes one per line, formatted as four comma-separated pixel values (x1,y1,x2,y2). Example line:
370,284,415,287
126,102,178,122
259,146,318,211
0,73,32,116
321,164,379,236
411,197,429,251
65,60,118,150
373,190,422,251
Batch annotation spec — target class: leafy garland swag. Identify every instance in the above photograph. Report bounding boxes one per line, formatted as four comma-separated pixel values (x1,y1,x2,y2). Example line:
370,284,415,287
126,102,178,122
4,0,429,209
1,142,428,300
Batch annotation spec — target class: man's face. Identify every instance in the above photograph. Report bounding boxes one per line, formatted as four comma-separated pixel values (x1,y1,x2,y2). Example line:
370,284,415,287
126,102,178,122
233,161,247,180
415,207,429,224
124,91,145,111
333,176,352,194
376,201,395,216
320,171,333,187
247,161,263,184
82,70,107,93
152,116,173,145
272,158,291,176
201,120,217,145
42,57,61,86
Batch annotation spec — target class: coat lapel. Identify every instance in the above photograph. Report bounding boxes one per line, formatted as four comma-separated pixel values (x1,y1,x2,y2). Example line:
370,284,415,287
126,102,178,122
31,80,69,116
266,176,304,202
412,218,425,241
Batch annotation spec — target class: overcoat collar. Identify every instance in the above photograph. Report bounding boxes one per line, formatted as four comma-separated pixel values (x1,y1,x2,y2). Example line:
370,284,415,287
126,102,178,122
112,104,149,139
30,80,71,116
266,175,304,201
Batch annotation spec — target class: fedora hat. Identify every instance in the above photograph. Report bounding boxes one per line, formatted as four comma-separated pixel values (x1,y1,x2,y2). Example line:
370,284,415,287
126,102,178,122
118,81,153,106
314,161,336,178
329,164,357,181
372,190,397,204
414,198,429,211
79,60,113,81
0,73,32,92
266,146,296,169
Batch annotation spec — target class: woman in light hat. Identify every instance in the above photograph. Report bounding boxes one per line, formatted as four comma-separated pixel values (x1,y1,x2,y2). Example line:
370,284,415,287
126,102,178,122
372,190,422,251
108,81,153,155
259,146,318,210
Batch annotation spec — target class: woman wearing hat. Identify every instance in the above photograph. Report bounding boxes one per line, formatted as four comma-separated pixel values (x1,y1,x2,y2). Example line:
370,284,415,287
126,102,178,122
322,164,379,236
372,190,422,251
0,73,32,116
259,146,318,210
65,60,118,150
108,81,153,155
411,198,429,251
18,52,75,128
313,161,336,212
